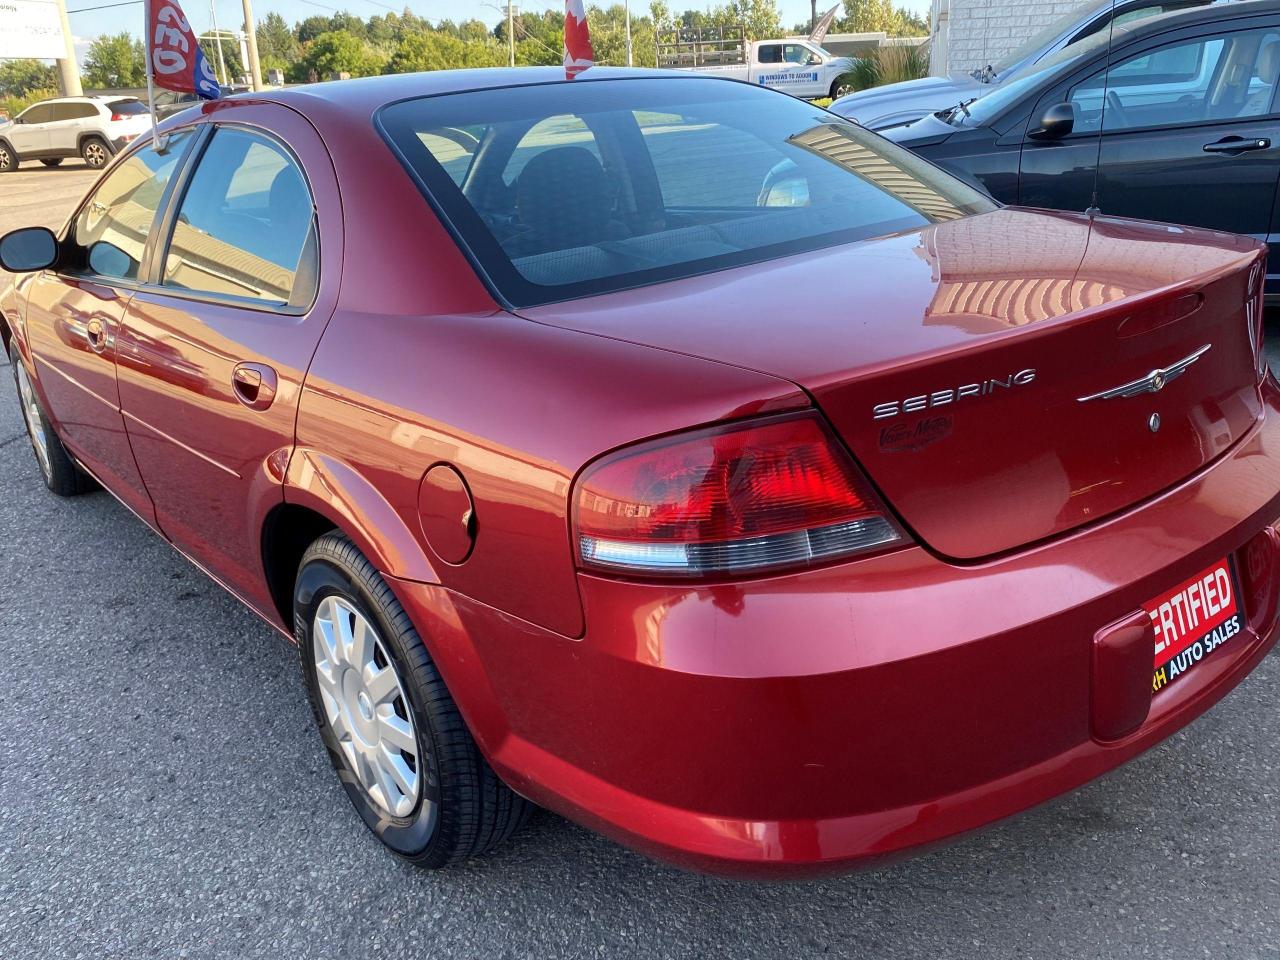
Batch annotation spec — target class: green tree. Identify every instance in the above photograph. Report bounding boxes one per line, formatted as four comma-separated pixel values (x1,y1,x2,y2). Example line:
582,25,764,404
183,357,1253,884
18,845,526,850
837,0,928,37
83,33,146,88
291,30,386,82
385,32,505,73
256,12,300,73
297,15,333,44
0,59,58,98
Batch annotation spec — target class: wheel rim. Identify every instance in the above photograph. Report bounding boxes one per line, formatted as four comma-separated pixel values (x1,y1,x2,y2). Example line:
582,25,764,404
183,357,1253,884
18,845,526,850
312,595,423,818
0,146,10,168
834,84,852,98
14,361,51,480
84,142,106,166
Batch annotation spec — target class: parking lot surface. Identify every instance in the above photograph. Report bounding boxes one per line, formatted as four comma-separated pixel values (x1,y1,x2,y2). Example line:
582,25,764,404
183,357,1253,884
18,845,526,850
1,163,1278,960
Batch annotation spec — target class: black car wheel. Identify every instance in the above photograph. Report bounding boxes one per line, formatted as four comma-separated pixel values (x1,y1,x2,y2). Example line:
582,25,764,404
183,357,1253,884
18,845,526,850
80,137,110,169
294,532,533,867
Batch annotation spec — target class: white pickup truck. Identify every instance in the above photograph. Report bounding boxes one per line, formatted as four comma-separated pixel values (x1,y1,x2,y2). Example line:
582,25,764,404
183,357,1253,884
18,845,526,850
657,34,857,100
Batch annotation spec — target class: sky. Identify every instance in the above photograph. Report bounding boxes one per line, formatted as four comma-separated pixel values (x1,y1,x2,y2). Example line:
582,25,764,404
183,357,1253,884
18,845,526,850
64,0,934,50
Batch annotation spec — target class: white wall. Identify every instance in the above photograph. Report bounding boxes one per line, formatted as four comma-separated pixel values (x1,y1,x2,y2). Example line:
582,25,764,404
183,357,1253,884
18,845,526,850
934,0,1087,75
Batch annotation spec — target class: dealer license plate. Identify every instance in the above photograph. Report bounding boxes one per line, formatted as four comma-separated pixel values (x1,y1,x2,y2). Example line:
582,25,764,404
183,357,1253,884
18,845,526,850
1145,557,1243,696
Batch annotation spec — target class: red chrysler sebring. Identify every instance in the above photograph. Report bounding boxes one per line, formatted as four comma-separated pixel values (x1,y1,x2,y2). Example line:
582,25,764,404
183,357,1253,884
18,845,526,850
2,68,1277,876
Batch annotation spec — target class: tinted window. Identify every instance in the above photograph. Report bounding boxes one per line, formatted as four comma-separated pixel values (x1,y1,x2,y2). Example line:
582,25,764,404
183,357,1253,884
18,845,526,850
1069,30,1279,131
54,102,99,120
107,99,149,116
381,79,993,307
161,128,316,306
19,103,54,124
758,44,782,64
71,131,190,280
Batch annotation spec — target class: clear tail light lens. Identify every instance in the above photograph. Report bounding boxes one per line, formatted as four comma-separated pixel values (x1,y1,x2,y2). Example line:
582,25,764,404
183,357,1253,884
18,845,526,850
574,413,907,577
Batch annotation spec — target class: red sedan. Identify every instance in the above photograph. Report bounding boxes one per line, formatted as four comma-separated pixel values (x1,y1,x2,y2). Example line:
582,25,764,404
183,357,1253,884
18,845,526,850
1,68,1276,877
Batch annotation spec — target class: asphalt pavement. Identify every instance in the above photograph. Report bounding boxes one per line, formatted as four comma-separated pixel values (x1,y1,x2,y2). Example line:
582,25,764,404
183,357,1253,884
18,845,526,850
1,163,1278,960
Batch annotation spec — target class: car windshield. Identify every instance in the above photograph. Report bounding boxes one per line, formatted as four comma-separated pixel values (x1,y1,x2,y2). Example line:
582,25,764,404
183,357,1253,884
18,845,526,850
990,0,1111,74
379,78,993,308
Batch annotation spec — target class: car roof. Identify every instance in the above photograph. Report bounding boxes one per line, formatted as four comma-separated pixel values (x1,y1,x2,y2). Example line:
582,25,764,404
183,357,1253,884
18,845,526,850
245,66,718,115
1098,0,1280,41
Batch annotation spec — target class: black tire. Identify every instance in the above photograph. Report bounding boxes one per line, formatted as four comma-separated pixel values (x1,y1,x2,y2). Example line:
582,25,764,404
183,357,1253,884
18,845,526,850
0,141,16,172
8,341,96,496
80,136,110,169
294,532,533,867
830,77,855,100
40,158,63,167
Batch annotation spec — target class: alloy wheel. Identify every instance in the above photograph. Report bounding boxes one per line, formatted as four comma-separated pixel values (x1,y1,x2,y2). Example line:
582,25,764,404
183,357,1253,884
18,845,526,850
14,361,51,481
312,595,423,819
83,141,107,168
0,145,12,171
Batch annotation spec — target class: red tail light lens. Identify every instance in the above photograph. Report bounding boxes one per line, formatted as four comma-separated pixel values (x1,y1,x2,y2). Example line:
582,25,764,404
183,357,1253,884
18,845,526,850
574,414,906,576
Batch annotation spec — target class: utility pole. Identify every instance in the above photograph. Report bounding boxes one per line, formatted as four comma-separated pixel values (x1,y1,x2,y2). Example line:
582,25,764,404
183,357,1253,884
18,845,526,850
240,0,264,90
811,0,818,33
209,0,228,85
625,0,633,66
506,2,515,67
54,0,82,96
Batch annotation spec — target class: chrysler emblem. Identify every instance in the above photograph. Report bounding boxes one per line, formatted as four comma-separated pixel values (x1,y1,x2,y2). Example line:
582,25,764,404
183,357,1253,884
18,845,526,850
1077,344,1210,403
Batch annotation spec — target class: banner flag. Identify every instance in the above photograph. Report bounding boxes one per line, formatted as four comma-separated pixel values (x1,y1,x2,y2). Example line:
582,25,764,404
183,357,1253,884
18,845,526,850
564,0,594,78
809,4,840,46
146,0,221,100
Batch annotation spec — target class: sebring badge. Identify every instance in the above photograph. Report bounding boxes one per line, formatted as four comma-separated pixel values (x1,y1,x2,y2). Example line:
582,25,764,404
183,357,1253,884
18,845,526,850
1077,344,1211,403
872,369,1037,421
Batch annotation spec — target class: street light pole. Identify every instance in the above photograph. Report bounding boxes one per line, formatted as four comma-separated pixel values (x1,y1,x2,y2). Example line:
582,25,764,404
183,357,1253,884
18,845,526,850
240,0,264,90
507,1,515,67
625,0,633,67
209,0,228,85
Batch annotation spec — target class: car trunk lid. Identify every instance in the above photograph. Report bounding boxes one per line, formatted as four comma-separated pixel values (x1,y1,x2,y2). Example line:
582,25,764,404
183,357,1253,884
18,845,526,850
521,208,1267,560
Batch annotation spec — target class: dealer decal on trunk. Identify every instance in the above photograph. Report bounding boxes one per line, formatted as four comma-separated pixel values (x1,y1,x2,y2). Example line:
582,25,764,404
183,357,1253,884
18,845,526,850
1144,557,1243,695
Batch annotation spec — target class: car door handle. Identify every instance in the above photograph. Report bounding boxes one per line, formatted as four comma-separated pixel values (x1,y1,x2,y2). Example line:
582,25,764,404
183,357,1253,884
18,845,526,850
85,317,109,354
232,362,277,411
1202,136,1270,154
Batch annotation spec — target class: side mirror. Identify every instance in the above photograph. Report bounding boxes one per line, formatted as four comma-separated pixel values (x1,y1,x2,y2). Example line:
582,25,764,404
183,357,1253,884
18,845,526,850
1028,102,1075,141
0,227,58,272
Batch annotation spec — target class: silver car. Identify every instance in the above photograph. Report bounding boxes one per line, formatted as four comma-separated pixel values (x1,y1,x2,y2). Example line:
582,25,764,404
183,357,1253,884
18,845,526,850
830,0,1219,129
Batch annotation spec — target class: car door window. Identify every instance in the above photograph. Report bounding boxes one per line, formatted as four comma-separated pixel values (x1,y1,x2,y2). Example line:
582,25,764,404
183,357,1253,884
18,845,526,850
1067,30,1280,132
784,44,811,64
160,127,317,307
70,131,191,281
758,43,782,64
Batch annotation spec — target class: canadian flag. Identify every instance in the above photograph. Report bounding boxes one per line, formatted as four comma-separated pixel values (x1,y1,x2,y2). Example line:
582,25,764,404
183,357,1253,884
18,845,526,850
145,0,220,100
564,0,594,78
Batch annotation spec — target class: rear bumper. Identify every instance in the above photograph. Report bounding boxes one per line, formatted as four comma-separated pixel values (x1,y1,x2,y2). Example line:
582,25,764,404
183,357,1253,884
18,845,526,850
389,378,1280,878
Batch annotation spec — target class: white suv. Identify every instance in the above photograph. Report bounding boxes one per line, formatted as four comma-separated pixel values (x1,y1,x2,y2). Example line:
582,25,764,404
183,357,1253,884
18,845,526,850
0,96,153,173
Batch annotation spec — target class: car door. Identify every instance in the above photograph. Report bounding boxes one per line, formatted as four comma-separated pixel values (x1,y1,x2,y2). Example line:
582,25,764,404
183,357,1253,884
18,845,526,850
22,131,197,524
45,101,85,154
9,103,53,154
115,106,341,614
1020,19,1280,275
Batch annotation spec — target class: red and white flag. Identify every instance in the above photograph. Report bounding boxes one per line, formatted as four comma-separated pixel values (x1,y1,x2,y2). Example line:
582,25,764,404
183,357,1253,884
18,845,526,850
564,0,594,78
145,0,220,100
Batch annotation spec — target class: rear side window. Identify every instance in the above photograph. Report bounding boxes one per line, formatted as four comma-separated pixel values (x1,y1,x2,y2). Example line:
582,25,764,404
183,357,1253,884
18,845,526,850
160,127,317,307
379,78,993,308
107,99,149,116
71,131,191,280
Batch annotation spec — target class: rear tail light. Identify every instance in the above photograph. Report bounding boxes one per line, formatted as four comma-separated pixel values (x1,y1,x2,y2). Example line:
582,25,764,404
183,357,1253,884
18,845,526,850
110,113,126,121
573,413,907,577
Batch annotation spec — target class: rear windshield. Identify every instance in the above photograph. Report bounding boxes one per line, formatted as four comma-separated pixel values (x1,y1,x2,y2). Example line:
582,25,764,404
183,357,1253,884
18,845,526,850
378,78,994,307
107,99,149,116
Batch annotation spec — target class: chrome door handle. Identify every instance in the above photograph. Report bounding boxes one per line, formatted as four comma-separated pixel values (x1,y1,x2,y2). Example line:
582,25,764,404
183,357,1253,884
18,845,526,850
1202,137,1270,154
85,317,108,354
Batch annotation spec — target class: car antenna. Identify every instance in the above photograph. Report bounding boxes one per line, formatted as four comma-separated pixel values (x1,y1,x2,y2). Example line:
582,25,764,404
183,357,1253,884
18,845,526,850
1086,0,1120,217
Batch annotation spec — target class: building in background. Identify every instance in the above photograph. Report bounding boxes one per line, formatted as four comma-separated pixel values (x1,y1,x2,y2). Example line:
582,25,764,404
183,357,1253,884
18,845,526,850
929,0,1086,75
